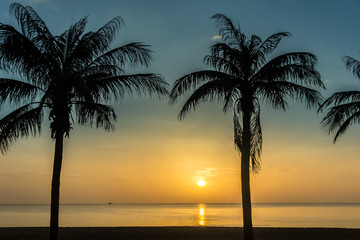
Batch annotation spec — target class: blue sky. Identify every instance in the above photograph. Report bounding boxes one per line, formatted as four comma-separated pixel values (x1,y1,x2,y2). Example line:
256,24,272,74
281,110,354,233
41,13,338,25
0,0,360,204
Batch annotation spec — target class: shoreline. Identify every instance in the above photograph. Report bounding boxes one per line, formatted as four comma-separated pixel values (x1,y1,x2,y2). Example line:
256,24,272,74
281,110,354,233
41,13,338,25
1,227,360,240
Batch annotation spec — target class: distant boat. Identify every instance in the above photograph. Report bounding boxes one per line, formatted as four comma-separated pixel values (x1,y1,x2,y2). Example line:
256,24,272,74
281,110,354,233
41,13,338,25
108,202,112,205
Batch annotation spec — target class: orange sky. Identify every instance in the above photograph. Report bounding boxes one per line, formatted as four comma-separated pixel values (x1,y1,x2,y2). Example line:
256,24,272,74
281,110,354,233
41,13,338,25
1,0,360,204
1,99,360,204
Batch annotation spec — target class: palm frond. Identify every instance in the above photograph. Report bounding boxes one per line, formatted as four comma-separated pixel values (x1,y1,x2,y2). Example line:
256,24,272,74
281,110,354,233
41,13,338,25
57,16,88,41
251,32,291,70
75,101,116,131
256,32,292,58
86,74,169,101
71,75,95,104
56,16,88,64
332,111,360,142
0,23,50,82
9,3,50,41
0,103,43,153
343,56,360,80
319,91,360,112
255,52,323,88
82,64,121,77
206,43,242,74
250,35,262,49
91,42,153,68
177,79,236,119
263,52,318,68
0,78,43,105
211,14,246,48
319,56,360,143
256,81,288,110
250,103,262,173
222,88,237,113
321,101,360,142
77,16,123,59
258,81,323,110
92,16,123,49
9,2,58,62
170,70,233,103
233,104,262,173
233,112,243,152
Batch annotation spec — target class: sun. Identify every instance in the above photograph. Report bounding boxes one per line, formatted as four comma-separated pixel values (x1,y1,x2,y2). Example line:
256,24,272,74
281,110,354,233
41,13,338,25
197,179,206,187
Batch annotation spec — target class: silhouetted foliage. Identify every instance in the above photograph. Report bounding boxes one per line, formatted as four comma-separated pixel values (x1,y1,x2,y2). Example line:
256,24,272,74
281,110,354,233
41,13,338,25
0,3,169,240
320,56,360,142
170,14,323,240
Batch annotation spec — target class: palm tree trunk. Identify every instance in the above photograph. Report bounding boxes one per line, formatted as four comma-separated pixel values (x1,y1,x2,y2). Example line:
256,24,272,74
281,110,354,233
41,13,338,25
49,131,64,240
241,109,254,240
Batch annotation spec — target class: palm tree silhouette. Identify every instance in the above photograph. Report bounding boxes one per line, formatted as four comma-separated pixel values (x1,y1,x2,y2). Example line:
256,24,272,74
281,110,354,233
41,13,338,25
0,3,168,240
170,14,324,240
320,56,360,142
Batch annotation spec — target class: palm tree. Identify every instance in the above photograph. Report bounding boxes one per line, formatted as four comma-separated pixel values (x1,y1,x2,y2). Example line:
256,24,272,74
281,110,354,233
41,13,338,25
320,56,360,142
0,3,168,240
170,14,323,240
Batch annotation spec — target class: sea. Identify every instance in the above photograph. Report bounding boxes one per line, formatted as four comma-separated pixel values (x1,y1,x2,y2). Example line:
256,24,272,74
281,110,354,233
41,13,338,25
0,203,360,228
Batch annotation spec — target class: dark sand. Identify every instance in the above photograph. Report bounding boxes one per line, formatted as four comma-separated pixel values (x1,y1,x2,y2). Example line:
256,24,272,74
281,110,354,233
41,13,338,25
1,227,360,240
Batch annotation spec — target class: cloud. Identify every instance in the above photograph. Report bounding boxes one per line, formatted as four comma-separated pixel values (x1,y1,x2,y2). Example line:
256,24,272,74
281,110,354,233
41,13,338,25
0,171,49,179
195,168,217,178
212,35,222,40
63,174,98,180
194,167,239,180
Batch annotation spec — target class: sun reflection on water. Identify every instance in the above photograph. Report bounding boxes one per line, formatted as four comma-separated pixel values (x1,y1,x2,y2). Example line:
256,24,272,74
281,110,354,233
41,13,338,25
197,204,206,226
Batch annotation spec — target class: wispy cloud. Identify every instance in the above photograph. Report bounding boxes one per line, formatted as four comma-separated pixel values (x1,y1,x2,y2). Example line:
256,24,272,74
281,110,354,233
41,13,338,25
212,35,222,40
195,168,217,179
0,171,49,179
194,167,239,180
62,174,125,182
63,174,98,180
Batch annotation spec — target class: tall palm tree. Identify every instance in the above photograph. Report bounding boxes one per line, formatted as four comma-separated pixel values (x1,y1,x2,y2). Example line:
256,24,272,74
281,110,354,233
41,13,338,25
170,14,323,240
0,3,168,240
320,56,360,142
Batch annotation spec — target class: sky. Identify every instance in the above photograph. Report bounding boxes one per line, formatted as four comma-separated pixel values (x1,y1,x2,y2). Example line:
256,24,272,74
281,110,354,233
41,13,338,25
0,0,360,204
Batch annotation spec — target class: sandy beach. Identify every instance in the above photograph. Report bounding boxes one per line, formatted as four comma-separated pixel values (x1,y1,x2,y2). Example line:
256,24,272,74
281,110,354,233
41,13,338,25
1,227,360,240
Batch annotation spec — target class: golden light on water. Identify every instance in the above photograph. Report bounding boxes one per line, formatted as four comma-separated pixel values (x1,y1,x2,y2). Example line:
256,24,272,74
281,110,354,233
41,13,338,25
198,205,206,226
197,179,206,187
199,208,205,215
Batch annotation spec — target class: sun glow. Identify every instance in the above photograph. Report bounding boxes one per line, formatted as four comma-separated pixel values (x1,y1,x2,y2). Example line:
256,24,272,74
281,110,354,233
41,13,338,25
197,179,206,187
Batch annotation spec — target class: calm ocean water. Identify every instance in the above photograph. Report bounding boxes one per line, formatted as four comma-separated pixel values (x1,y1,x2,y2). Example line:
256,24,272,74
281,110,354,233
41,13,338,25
0,203,360,228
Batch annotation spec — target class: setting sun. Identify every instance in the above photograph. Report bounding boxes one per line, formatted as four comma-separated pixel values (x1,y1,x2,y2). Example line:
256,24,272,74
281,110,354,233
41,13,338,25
197,179,206,187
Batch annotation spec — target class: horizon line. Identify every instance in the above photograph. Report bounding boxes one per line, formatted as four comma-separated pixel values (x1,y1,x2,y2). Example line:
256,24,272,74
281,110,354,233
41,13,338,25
1,202,360,205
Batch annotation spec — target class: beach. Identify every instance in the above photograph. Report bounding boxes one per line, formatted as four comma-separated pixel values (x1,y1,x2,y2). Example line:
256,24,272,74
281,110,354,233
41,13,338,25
1,227,360,240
